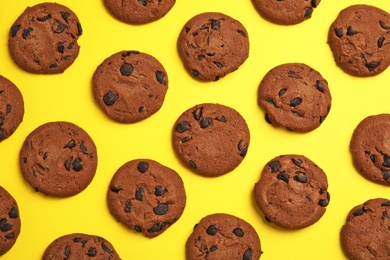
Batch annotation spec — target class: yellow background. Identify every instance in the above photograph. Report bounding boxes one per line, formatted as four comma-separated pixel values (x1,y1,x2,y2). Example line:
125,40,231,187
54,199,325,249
1,0,390,259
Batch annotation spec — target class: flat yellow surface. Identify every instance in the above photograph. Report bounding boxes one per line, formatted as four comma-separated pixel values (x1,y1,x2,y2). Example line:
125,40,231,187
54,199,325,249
1,0,390,259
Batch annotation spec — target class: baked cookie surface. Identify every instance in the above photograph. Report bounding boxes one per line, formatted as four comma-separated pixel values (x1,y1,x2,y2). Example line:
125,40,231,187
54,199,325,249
177,12,249,81
8,2,82,74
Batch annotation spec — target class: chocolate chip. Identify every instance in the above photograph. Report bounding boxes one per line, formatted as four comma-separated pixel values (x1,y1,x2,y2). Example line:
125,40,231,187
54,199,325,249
49,64,58,69
153,202,168,215
64,140,76,149
381,170,390,180
346,26,358,36
80,142,88,154
215,116,226,122
294,172,308,183
278,88,287,96
8,207,18,219
378,37,385,48
233,228,244,237
182,136,192,143
137,161,149,173
64,245,71,257
103,92,117,106
72,158,83,172
318,199,328,207
0,218,12,232
238,140,248,157
210,246,218,252
189,160,197,169
64,157,73,171
311,0,318,7
206,224,218,235
138,0,147,6
57,41,66,53
120,63,134,77
334,27,343,38
87,247,97,257
37,14,52,22
292,158,303,167
315,80,324,92
237,30,247,37
200,117,212,128
156,71,166,85
291,111,303,118
352,207,365,216
155,186,167,196
124,200,132,213
191,70,200,77
53,20,67,33
134,226,142,232
289,97,302,107
110,186,122,193
22,28,33,39
304,8,313,17
77,23,83,35
366,62,380,71
61,12,71,22
382,155,390,167
382,211,390,220
277,172,289,183
192,107,203,120
381,201,390,207
101,241,113,253
148,224,161,233
5,233,15,239
10,25,20,37
243,248,252,260
268,160,281,172
214,61,223,68
135,187,144,201
175,121,190,133
379,21,390,30
210,19,221,30
73,237,87,246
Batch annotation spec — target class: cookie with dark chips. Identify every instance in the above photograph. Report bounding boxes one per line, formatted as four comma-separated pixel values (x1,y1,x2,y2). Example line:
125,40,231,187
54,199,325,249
350,114,390,185
42,233,121,259
328,5,390,77
8,2,82,74
254,154,330,229
177,12,249,81
0,75,24,142
104,0,175,24
172,103,250,177
258,63,331,132
19,121,98,197
92,51,168,123
341,198,390,259
186,213,262,260
0,186,21,256
252,0,321,25
107,159,186,238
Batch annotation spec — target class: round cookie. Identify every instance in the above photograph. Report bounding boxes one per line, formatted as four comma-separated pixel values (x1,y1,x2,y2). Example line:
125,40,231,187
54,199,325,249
328,5,390,77
0,186,21,256
93,51,168,123
107,159,186,238
258,63,331,132
254,154,330,229
19,121,98,197
42,233,121,259
350,114,390,186
186,213,262,260
340,198,390,259
172,103,250,177
8,2,82,74
177,12,249,81
104,0,175,24
252,0,321,25
0,75,24,142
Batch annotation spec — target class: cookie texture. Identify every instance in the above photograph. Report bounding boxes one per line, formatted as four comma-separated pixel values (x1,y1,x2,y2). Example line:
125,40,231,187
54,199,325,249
350,114,390,185
104,0,175,24
19,121,98,197
177,12,249,81
172,103,250,177
252,0,321,25
328,5,390,77
8,2,82,74
254,154,330,229
186,213,262,260
93,51,168,123
0,186,21,256
107,159,186,238
0,75,24,142
258,63,331,132
341,198,390,259
42,233,121,259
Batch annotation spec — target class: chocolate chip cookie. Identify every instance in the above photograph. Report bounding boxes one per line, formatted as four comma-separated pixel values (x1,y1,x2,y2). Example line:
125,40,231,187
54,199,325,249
258,63,331,132
328,5,390,77
172,103,250,177
254,154,330,229
8,3,82,74
107,159,186,238
177,12,249,81
186,213,262,260
19,121,98,197
0,75,24,142
92,51,168,123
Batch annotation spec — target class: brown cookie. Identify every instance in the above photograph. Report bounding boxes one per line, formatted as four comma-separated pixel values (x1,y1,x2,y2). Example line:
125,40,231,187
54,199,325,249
328,5,390,77
107,159,186,238
252,0,321,25
177,12,249,81
0,75,24,142
0,186,21,256
186,213,262,260
8,3,82,74
350,114,390,185
254,154,330,229
19,121,98,197
104,0,175,24
42,233,121,259
340,198,390,259
258,63,331,132
172,103,250,177
92,51,168,123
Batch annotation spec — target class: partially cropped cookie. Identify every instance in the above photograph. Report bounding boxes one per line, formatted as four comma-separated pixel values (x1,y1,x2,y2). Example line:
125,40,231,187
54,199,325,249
172,103,250,177
0,75,24,142
93,51,168,123
252,0,321,25
341,198,390,259
8,2,82,74
258,63,331,132
19,121,98,197
177,12,249,81
328,5,390,77
350,114,390,185
0,186,21,256
186,213,262,260
254,154,330,229
107,159,186,238
104,0,175,24
42,233,121,259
